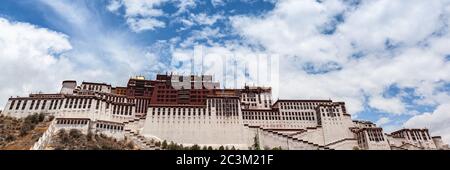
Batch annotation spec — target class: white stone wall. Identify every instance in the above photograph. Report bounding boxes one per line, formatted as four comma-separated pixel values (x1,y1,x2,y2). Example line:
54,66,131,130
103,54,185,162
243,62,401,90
319,106,354,145
327,139,358,150
142,108,248,147
433,137,445,149
60,81,77,94
142,98,248,148
2,98,65,118
54,119,90,134
1,95,135,124
293,127,325,145
244,126,323,150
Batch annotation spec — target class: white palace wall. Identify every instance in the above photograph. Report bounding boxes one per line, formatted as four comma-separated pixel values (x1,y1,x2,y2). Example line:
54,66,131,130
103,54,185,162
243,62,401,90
142,111,248,147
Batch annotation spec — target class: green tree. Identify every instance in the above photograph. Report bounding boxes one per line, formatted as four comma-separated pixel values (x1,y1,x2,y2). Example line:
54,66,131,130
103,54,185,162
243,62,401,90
219,146,225,150
191,144,201,150
272,146,282,150
252,133,261,150
38,113,45,122
168,141,176,150
161,140,168,149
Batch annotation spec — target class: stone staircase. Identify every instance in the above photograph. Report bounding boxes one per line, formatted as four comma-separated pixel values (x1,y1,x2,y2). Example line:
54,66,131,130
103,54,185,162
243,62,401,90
124,129,160,150
122,117,146,131
122,117,161,150
325,138,357,147
288,129,307,137
290,126,321,140
245,124,332,150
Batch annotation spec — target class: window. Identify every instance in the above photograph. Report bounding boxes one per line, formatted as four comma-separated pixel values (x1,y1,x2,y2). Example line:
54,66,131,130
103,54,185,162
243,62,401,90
78,99,83,108
68,98,73,108
21,100,27,110
15,100,22,110
40,100,46,109
54,100,59,110
34,100,41,110
96,99,100,109
74,98,78,108
49,100,54,110
88,99,92,108
64,99,68,108
29,100,35,110
9,100,15,110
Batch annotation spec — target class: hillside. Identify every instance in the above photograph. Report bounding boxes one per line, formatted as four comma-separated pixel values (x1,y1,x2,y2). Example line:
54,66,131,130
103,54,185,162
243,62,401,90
0,113,52,150
47,129,136,150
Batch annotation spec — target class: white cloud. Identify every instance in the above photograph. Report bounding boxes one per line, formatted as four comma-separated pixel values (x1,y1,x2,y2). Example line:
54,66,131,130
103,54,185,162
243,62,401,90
0,18,74,110
404,103,450,144
126,17,165,32
369,96,406,115
211,0,226,7
339,0,447,51
375,117,391,127
226,0,450,116
192,13,223,26
37,0,162,85
106,0,122,12
173,0,197,15
107,0,167,32
177,13,224,31
179,27,225,48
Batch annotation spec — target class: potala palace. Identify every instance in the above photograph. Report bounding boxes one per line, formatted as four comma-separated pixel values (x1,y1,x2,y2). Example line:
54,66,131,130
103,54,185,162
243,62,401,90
1,74,448,150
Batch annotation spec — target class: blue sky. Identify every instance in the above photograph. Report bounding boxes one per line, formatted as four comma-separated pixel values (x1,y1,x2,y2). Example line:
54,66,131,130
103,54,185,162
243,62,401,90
0,0,450,142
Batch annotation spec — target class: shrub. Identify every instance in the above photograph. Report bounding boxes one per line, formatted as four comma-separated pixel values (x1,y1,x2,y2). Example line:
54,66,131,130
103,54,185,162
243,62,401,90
24,113,40,124
207,146,213,150
191,144,201,150
5,134,16,142
69,129,82,139
161,140,168,149
48,115,55,121
57,129,70,143
57,129,66,137
38,113,45,122
202,146,208,150
87,131,93,141
218,146,225,150
126,141,135,149
272,146,282,150
19,122,34,136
